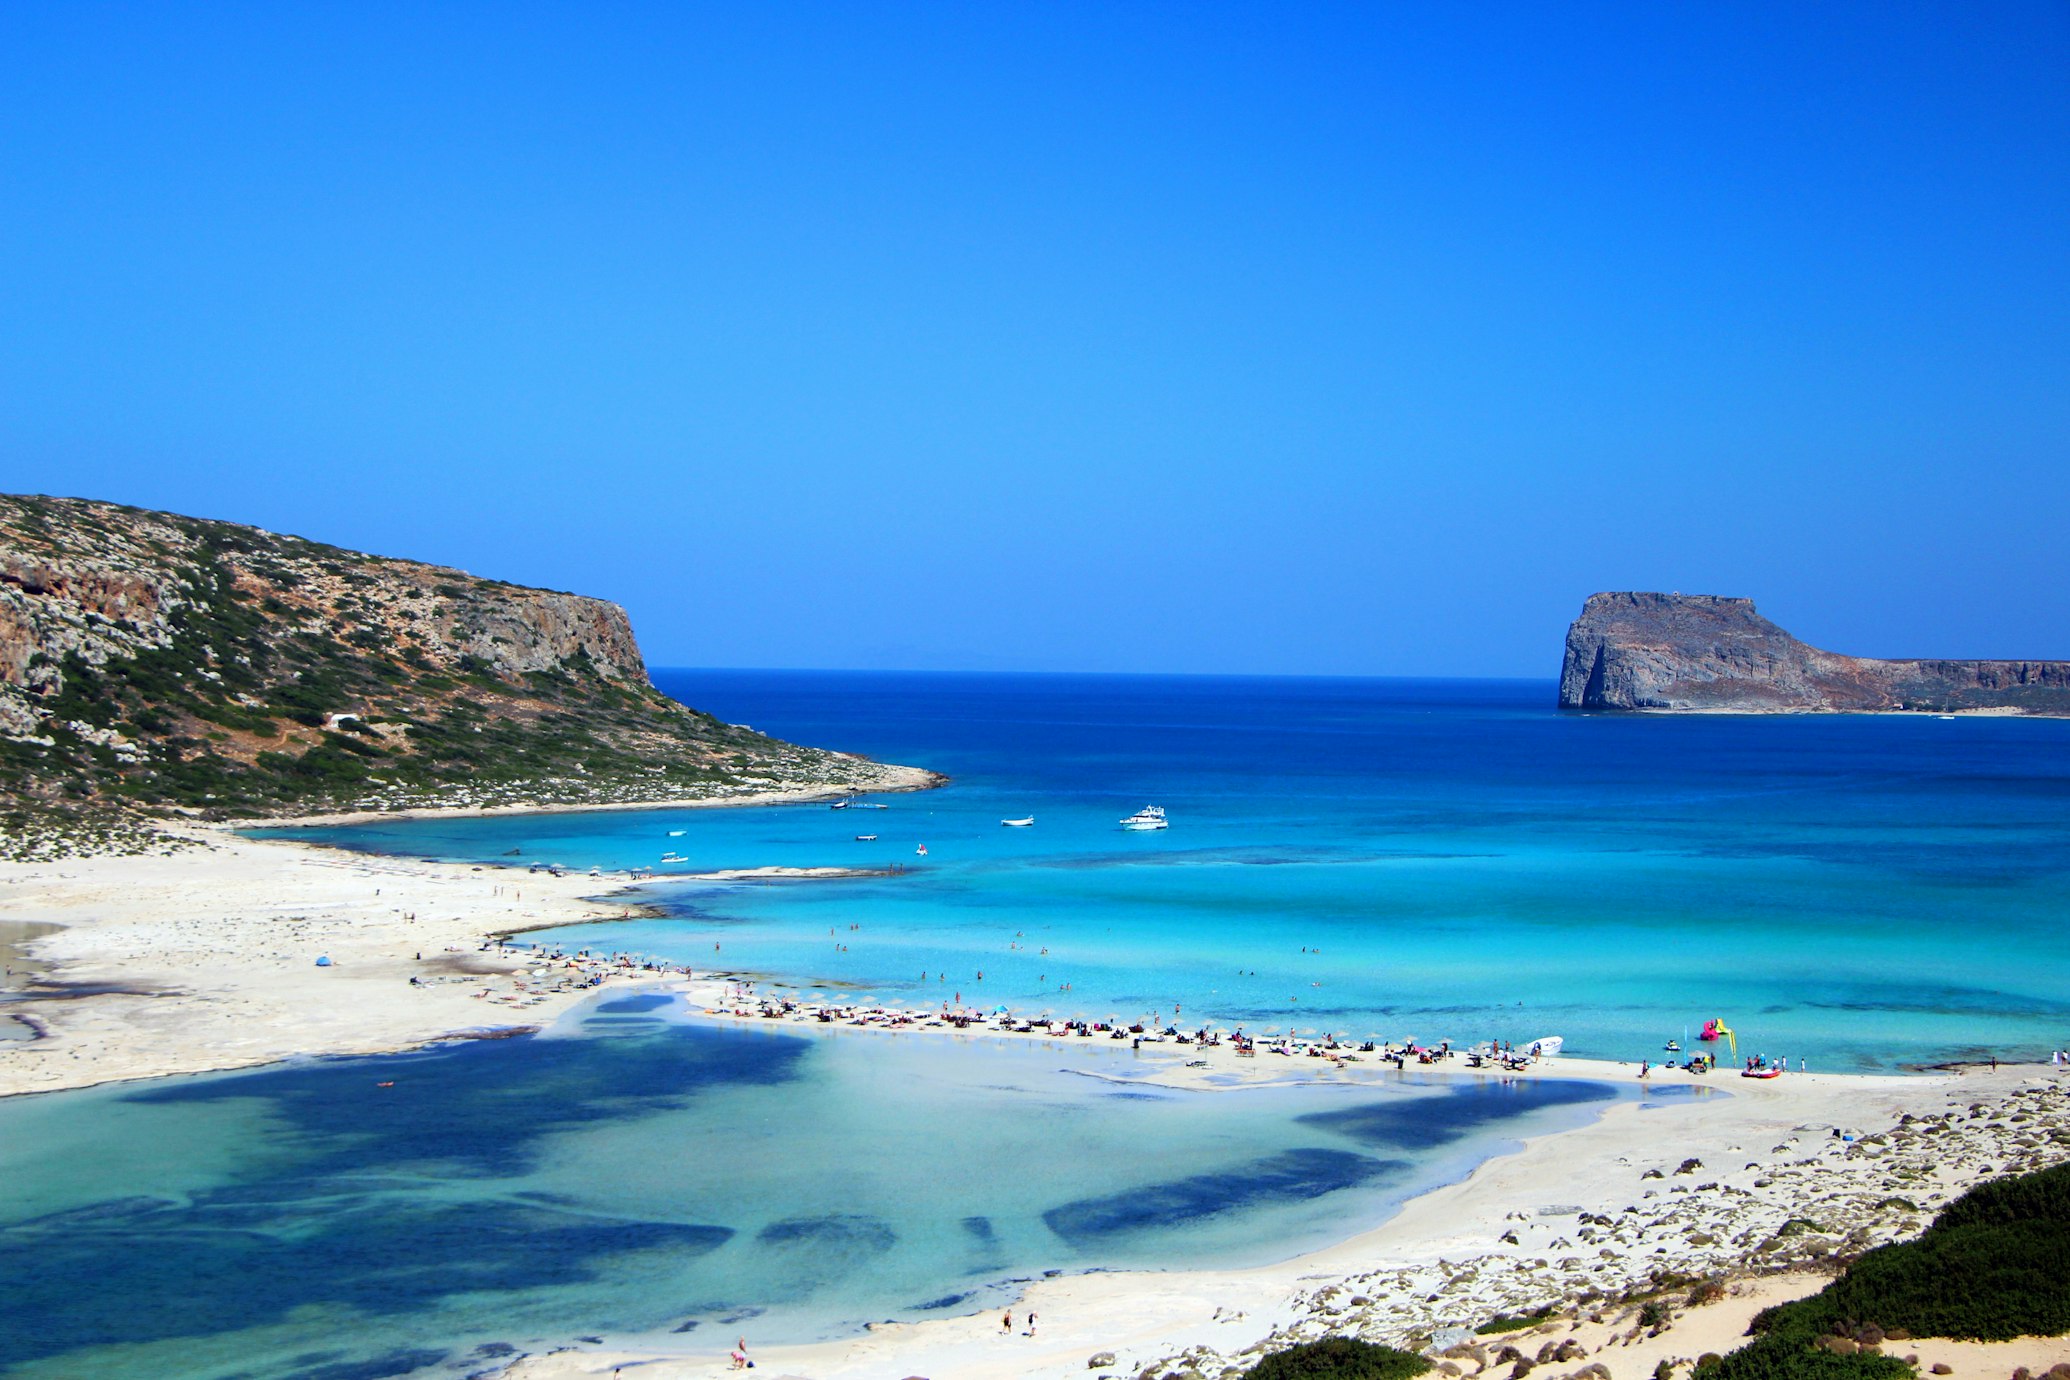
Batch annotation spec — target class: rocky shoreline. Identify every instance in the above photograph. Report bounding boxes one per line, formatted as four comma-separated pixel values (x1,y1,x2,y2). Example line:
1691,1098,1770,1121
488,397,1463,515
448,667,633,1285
1140,1078,2070,1380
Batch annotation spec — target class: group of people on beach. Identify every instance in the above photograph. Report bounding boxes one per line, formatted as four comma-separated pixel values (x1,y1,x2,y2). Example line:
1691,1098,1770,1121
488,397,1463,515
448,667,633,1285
696,983,1576,1076
471,938,696,1001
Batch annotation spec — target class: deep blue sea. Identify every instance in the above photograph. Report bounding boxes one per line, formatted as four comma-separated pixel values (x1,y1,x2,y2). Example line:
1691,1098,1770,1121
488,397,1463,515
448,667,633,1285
307,670,2070,1072
8,671,2068,1379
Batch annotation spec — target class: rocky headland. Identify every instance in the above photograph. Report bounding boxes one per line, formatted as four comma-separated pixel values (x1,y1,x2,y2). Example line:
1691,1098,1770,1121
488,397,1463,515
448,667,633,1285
0,493,935,850
1558,593,2070,715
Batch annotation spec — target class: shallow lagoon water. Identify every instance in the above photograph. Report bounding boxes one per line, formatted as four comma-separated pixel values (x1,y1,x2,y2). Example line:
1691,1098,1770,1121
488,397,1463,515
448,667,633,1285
27,671,2057,1376
0,995,1670,1379
296,672,2070,1071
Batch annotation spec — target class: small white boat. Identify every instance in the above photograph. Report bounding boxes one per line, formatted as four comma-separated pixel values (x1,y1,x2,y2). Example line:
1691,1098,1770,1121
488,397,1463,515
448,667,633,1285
667,829,686,836
916,843,928,856
855,834,878,842
1528,1036,1564,1058
1120,805,1168,831
1001,817,1034,827
660,851,686,863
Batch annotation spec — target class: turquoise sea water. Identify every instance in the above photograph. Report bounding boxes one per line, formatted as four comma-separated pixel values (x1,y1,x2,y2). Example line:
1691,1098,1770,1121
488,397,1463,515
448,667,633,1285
14,671,2068,1379
300,672,2070,1072
0,994,1667,1379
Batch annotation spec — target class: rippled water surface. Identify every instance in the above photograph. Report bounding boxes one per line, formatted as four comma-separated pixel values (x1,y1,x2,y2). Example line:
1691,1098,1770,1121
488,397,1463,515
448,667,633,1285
297,672,2070,1071
26,670,2059,1377
0,997,1651,1379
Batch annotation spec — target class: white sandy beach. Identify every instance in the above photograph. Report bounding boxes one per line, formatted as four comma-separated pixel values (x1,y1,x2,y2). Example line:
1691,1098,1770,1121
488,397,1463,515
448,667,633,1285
2,812,2065,1380
0,825,661,1097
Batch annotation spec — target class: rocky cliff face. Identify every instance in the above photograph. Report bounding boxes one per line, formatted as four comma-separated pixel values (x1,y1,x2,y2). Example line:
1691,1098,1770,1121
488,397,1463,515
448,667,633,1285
0,494,928,817
1559,592,2070,714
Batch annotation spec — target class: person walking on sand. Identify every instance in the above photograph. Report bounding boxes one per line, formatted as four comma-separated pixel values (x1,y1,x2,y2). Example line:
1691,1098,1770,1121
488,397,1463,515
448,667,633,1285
1002,1310,1013,1333
1026,1311,1038,1337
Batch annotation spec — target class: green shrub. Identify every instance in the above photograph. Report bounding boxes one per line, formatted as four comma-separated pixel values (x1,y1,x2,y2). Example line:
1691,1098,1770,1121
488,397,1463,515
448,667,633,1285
1704,1160,2070,1378
1244,1337,1433,1380
1758,1160,2070,1344
1476,1305,1553,1335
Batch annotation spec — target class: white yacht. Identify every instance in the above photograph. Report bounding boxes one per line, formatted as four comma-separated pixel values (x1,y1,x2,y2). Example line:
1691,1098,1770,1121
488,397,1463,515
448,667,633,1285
1120,805,1168,831
1001,816,1034,827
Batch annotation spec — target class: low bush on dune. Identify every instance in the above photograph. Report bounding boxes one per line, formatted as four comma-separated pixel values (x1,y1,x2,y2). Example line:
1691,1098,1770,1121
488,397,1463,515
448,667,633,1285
1244,1337,1433,1380
1476,1304,1555,1334
1702,1160,2070,1379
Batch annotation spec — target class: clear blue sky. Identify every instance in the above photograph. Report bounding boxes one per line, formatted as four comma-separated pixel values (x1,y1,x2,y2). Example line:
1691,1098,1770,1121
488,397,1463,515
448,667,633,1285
4,3,2066,676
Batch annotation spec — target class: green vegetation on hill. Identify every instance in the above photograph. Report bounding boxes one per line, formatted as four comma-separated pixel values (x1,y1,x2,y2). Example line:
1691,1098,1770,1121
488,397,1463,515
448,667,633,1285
1703,1161,2070,1379
0,494,911,833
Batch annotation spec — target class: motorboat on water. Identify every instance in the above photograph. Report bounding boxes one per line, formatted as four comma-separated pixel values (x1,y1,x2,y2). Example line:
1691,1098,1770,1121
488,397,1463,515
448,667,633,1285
1527,1035,1563,1058
855,834,878,842
1664,1040,1681,1053
660,851,686,863
916,843,928,856
1001,817,1034,827
1120,805,1168,831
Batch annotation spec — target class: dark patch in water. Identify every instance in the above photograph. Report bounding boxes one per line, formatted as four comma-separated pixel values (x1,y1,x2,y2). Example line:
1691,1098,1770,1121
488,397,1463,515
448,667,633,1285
7,979,161,1001
0,1023,794,1372
756,1213,897,1257
1801,983,2070,1019
1689,834,2070,885
1042,1147,1395,1244
595,993,674,1014
915,1291,974,1310
961,1215,997,1242
282,1348,449,1380
1298,1079,1613,1151
2,1198,732,1368
126,1019,809,1177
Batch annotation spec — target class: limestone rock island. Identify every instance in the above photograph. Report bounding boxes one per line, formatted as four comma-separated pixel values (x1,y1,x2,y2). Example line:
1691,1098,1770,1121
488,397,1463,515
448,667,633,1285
1558,591,2070,714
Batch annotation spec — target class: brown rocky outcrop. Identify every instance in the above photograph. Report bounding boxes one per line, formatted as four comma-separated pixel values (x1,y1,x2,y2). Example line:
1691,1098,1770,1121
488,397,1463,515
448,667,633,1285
1559,592,2070,714
0,493,932,816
